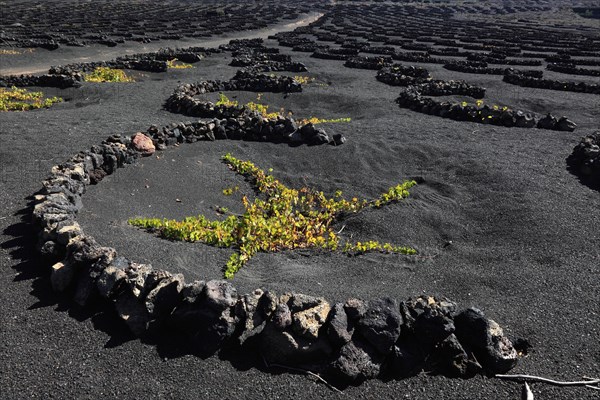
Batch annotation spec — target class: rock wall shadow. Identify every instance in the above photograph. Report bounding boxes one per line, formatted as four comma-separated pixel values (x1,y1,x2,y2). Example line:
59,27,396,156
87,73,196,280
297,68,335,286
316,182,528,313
2,196,136,348
0,197,304,384
566,154,600,192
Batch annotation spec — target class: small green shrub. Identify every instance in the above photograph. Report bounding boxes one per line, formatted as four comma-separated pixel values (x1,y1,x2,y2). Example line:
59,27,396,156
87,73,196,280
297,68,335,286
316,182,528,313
166,58,194,69
297,117,352,125
293,75,314,85
130,155,417,279
215,93,350,124
83,67,134,82
0,87,63,111
215,92,238,107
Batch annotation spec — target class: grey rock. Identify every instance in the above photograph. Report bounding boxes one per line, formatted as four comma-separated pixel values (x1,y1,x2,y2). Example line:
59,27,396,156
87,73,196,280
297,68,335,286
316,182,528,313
261,323,332,365
204,280,238,311
537,114,557,130
124,263,154,298
180,280,206,304
73,252,110,306
356,297,402,355
332,133,346,146
454,308,518,373
292,301,331,340
328,339,383,383
555,116,577,132
96,265,127,299
38,239,65,261
234,289,267,345
288,293,325,312
414,310,455,346
50,261,77,292
145,273,185,319
257,290,278,319
115,290,151,337
438,333,480,377
171,300,237,357
55,221,82,245
272,303,292,330
344,298,366,322
65,235,115,266
389,336,425,378
327,303,353,347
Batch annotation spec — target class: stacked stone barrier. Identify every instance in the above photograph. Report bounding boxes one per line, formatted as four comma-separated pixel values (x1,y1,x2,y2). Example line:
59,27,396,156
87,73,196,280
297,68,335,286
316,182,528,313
361,46,396,56
443,61,544,78
2,1,311,49
312,48,359,61
228,69,302,93
0,74,81,88
162,70,339,146
344,56,392,70
376,64,432,86
429,48,471,57
568,131,600,186
466,54,542,66
503,71,600,95
47,46,217,77
230,49,307,72
293,43,327,52
275,34,315,48
392,51,446,64
395,80,576,131
218,38,265,52
546,63,600,77
30,126,521,388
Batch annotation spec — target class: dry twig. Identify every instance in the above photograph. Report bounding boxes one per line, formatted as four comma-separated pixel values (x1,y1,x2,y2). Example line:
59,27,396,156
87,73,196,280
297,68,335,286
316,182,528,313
261,355,343,394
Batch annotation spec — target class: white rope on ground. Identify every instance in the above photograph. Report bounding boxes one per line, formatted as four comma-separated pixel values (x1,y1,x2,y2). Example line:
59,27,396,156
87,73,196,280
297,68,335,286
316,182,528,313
496,373,600,387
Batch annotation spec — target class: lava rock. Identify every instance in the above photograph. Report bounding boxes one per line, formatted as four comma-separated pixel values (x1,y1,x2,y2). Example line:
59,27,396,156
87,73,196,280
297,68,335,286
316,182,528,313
355,297,402,355
145,273,185,319
327,303,353,347
272,303,292,330
292,300,331,340
204,280,238,311
328,339,383,383
454,308,518,374
261,323,333,365
555,116,577,132
115,290,151,337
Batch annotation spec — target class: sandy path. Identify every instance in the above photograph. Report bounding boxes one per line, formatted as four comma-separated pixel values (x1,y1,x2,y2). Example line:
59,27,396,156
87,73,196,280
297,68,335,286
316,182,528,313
0,12,322,76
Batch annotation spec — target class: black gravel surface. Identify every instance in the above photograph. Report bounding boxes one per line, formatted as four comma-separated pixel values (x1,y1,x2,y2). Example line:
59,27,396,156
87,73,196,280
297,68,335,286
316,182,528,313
1,1,599,399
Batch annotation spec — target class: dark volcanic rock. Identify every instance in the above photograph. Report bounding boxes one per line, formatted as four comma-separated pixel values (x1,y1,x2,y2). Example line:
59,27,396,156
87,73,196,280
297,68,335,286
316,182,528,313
355,297,402,355
328,339,384,383
454,308,518,374
327,303,353,347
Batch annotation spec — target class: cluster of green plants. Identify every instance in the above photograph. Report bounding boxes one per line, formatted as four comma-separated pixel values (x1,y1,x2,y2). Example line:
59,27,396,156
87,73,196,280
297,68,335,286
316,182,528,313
0,48,33,55
215,92,284,119
129,154,417,279
244,101,282,119
457,99,511,120
166,58,194,69
461,99,509,111
83,67,134,82
0,87,63,111
215,93,350,124
297,116,352,125
293,75,314,85
215,92,239,107
222,186,239,196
